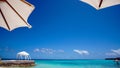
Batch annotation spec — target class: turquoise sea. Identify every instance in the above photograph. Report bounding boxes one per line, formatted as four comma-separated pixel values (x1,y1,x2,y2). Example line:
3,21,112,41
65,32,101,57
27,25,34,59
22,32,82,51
4,60,120,68
34,60,120,68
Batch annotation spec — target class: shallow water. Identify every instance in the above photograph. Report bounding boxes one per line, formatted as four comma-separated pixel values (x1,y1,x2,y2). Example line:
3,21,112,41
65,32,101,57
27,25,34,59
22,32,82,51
34,59,120,68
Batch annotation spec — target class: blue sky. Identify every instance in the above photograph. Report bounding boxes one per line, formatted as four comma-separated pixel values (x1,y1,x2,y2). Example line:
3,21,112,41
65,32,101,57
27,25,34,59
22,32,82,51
0,0,120,59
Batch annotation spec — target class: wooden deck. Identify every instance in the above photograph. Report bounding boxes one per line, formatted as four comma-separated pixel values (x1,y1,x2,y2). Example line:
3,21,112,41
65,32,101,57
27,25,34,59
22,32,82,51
0,60,35,67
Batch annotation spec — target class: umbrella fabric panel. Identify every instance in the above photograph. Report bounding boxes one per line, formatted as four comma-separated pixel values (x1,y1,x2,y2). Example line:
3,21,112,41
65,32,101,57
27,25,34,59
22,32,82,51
0,8,9,30
0,0,35,31
81,0,120,10
81,0,100,9
101,0,120,9
0,1,30,31
7,0,35,21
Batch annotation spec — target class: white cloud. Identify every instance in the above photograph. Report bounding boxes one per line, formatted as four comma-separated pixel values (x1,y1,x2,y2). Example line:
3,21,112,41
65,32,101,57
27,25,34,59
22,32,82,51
33,48,64,54
73,49,89,55
111,49,120,55
34,48,40,52
106,49,120,56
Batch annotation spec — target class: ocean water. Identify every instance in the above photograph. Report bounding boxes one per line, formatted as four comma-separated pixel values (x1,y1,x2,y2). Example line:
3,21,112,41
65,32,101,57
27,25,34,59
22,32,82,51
2,60,120,68
34,60,120,68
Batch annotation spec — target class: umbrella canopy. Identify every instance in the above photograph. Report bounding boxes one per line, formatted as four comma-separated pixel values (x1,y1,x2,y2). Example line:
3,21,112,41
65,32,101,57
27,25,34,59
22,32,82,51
81,0,120,10
0,0,35,31
17,51,31,60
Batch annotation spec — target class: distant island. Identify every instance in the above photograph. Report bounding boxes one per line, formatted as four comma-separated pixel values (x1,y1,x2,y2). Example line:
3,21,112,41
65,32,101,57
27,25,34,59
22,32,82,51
105,57,120,60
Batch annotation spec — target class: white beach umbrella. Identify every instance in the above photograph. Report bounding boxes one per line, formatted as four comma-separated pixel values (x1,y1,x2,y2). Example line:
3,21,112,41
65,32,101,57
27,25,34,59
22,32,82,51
81,0,120,10
0,0,35,31
17,51,31,60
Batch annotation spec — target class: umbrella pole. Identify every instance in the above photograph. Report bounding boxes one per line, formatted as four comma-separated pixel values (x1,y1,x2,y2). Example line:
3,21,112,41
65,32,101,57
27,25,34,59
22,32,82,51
0,0,6,1
99,0,103,8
